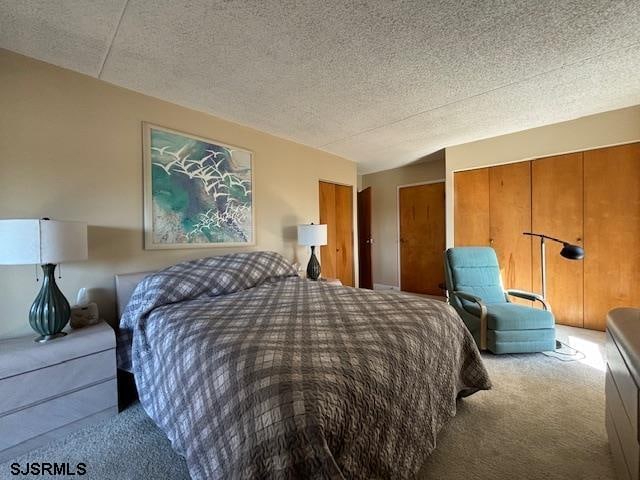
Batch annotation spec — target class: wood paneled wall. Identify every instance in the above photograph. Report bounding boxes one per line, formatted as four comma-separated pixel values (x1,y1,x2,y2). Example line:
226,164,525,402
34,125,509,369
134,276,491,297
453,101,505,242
453,142,640,331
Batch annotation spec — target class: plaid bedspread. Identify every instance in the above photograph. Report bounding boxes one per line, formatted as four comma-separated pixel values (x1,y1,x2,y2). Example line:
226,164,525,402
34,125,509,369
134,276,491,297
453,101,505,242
119,252,491,479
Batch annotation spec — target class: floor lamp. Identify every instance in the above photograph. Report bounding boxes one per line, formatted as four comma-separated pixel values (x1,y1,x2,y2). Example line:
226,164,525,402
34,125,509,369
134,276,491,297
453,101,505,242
523,232,585,350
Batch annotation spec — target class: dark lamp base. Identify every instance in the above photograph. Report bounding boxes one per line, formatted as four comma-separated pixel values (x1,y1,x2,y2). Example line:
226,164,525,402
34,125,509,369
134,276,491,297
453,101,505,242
306,246,321,281
29,264,71,341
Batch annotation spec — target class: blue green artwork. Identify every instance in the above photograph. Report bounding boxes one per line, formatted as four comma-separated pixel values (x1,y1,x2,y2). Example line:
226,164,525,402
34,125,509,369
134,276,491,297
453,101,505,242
143,124,253,248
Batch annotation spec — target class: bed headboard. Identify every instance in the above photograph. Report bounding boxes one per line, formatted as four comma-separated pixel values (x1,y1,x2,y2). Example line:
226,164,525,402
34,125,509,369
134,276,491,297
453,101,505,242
115,271,155,318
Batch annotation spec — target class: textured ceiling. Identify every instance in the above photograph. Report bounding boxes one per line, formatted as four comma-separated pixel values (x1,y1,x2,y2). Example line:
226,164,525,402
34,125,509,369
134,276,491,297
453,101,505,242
2,0,640,173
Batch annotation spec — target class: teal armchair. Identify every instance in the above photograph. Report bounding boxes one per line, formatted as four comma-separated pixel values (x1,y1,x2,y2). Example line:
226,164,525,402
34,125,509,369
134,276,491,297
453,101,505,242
444,247,556,354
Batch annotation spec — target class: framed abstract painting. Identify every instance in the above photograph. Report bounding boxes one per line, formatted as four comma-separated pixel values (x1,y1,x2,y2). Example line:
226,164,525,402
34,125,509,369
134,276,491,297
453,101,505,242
142,123,254,249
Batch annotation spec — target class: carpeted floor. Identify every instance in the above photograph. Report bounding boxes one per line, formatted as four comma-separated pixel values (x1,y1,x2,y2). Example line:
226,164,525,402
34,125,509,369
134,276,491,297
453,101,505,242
1,326,614,479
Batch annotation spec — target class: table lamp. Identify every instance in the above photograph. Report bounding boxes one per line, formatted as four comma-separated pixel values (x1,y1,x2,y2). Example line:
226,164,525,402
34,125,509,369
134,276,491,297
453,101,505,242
0,218,88,342
297,223,328,280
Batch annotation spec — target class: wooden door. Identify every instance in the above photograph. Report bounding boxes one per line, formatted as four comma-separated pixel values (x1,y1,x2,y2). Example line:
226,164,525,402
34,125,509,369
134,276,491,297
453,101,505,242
454,168,491,246
319,181,337,279
584,143,640,331
319,181,354,286
399,182,446,295
335,184,354,286
489,162,532,299
532,153,584,326
357,187,373,289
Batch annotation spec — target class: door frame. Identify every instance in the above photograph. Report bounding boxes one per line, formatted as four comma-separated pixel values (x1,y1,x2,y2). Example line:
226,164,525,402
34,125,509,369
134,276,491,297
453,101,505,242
396,179,445,291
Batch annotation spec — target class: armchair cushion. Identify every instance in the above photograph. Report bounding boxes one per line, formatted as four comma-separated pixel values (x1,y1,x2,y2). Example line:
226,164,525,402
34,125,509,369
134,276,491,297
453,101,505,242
466,302,555,331
446,247,506,307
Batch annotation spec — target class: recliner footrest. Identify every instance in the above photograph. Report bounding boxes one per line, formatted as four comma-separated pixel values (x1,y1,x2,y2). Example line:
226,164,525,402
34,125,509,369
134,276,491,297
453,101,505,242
488,329,556,354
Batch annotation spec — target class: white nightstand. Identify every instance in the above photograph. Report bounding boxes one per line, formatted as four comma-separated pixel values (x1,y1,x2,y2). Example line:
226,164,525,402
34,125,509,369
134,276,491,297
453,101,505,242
0,322,117,462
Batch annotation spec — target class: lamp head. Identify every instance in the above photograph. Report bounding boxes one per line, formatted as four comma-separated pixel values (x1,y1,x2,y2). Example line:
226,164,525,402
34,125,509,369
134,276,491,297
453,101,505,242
560,243,585,260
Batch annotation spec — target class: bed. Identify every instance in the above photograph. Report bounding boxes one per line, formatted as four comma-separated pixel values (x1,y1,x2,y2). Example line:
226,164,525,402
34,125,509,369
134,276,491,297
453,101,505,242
116,251,490,479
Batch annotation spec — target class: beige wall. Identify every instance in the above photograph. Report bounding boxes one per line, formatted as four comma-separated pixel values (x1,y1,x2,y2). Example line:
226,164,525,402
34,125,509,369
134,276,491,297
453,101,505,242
445,105,640,247
360,151,445,287
0,49,357,339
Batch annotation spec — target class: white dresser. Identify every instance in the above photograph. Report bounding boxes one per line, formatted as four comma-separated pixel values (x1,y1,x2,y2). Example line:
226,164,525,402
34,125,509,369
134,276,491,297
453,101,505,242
606,308,640,480
0,322,117,462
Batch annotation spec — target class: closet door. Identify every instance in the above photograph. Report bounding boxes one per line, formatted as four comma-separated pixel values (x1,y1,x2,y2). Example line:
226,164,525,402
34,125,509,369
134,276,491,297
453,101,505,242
319,181,337,279
532,153,584,327
454,168,490,246
319,181,354,286
335,184,354,286
489,162,532,299
584,143,640,331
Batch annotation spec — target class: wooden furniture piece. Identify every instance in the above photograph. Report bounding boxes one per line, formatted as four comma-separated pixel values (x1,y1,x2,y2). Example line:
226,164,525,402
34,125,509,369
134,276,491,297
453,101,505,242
453,142,640,331
398,182,446,296
357,187,373,289
606,308,640,480
319,181,354,287
0,322,117,462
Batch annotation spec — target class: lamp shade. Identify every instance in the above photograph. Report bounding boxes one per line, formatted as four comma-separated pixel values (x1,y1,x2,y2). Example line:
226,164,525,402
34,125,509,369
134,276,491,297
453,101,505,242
560,243,585,260
297,224,328,247
0,219,88,265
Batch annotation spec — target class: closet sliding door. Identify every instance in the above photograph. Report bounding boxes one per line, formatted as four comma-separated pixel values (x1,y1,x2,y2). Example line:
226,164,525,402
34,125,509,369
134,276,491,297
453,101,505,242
453,163,531,302
531,153,584,327
584,144,640,331
454,168,490,246
319,181,354,287
489,162,532,301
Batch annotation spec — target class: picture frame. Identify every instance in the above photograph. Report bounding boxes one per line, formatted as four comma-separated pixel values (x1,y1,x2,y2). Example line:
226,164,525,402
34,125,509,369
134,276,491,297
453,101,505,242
142,122,255,249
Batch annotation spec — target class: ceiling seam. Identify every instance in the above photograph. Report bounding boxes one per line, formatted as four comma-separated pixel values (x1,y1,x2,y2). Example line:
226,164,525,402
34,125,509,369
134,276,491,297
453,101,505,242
318,40,640,150
97,0,129,79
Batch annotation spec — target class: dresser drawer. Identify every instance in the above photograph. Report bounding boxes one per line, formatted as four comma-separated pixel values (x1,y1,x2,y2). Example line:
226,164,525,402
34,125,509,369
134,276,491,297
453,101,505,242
607,332,639,438
0,348,116,414
606,366,639,480
0,378,117,450
608,407,633,480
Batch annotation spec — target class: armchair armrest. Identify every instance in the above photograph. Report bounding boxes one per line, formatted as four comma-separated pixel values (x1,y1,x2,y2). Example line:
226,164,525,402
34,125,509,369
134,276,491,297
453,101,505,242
452,291,482,304
452,291,488,351
506,289,551,311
